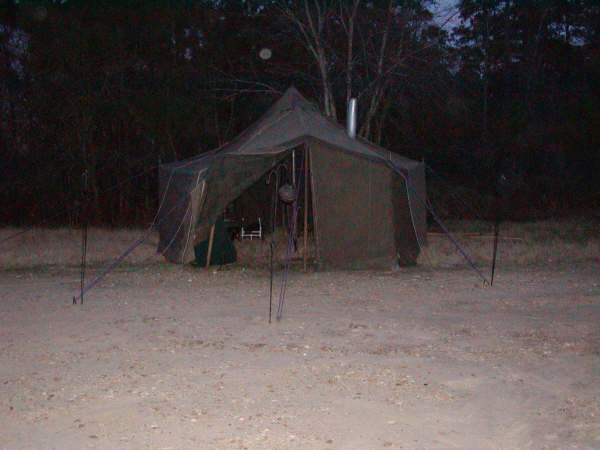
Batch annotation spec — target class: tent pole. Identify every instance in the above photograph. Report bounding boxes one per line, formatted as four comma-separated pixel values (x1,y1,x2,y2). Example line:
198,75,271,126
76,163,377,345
205,223,216,268
277,150,306,321
267,163,284,324
490,182,505,286
303,146,309,271
283,205,287,235
269,171,279,324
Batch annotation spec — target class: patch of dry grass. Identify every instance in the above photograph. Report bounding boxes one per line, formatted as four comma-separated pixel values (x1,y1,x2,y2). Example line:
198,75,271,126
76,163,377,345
0,227,162,270
419,219,599,268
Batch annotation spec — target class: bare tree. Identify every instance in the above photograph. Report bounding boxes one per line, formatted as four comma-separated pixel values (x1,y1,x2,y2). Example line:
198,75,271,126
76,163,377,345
277,0,338,118
339,0,361,108
277,0,437,142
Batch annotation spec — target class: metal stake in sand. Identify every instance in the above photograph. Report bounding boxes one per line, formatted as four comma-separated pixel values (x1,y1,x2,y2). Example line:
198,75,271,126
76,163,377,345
303,147,309,271
491,220,500,285
490,173,507,286
74,170,89,305
277,150,305,321
269,180,278,324
267,163,286,324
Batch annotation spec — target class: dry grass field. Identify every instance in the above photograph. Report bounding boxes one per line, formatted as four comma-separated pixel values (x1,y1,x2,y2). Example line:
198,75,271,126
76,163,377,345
0,220,599,448
1,218,597,270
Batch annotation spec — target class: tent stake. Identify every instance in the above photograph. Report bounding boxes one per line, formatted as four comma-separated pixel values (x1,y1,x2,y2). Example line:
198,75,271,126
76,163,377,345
490,220,500,285
269,182,278,324
269,240,274,324
277,150,306,321
490,182,506,286
205,223,216,268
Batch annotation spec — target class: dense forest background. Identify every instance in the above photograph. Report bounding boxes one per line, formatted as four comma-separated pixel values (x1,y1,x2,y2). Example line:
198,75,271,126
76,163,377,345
1,0,598,226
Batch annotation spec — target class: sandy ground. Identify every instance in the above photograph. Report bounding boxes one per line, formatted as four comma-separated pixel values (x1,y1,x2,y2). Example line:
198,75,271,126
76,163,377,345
1,262,599,449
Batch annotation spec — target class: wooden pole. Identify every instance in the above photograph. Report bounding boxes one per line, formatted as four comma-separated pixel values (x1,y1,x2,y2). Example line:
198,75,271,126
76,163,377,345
303,147,309,271
205,223,216,268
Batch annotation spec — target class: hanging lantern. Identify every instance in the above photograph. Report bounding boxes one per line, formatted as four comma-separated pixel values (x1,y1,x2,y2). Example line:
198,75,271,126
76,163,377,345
278,184,297,203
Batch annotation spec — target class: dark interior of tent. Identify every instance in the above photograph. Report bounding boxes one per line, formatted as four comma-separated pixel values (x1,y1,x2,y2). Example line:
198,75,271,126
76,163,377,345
225,147,312,238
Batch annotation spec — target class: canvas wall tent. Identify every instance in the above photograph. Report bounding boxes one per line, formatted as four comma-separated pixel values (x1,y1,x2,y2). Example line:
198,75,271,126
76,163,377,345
157,87,427,269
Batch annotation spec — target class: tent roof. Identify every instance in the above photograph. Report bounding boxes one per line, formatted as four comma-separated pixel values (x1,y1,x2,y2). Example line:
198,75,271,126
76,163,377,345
163,86,420,174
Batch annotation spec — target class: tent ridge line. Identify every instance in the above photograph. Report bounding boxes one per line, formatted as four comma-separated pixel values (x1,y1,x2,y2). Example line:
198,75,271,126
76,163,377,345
236,110,294,153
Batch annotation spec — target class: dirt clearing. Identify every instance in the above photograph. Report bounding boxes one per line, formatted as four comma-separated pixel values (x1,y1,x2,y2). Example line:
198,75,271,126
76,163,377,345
1,260,599,448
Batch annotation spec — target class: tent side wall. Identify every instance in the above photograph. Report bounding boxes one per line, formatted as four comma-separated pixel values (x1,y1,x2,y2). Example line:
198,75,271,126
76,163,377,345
310,140,397,269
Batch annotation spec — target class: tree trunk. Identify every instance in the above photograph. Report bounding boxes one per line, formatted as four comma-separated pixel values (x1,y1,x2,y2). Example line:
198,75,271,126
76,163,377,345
359,0,393,139
343,0,361,108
